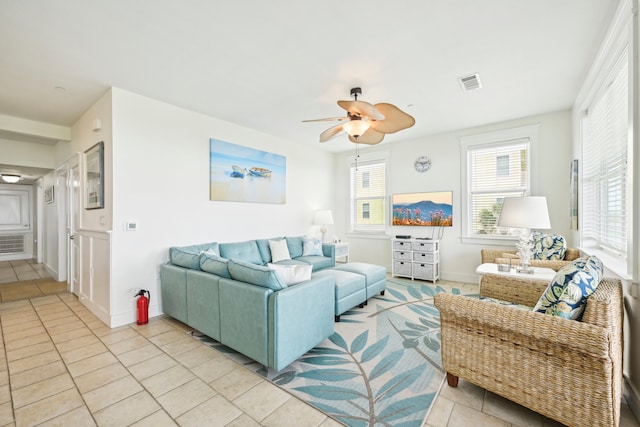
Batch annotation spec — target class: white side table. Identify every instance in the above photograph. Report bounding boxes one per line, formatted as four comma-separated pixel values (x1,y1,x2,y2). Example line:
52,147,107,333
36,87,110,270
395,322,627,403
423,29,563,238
332,242,349,263
475,263,556,282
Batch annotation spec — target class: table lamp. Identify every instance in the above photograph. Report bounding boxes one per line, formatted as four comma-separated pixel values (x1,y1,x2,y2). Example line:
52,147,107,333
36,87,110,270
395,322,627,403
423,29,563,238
496,196,551,274
314,210,334,243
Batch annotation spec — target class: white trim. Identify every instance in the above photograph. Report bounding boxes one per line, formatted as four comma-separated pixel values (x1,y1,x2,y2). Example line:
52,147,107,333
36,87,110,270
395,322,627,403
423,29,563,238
574,0,632,110
344,149,390,237
459,124,540,241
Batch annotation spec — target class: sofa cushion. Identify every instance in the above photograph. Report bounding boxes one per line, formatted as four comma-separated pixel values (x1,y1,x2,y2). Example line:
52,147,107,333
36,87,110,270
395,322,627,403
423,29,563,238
296,255,333,272
219,240,263,265
269,239,291,263
533,255,603,320
199,252,231,279
256,237,281,263
267,263,312,286
227,259,286,290
532,232,567,261
302,236,323,256
285,236,305,258
170,242,219,270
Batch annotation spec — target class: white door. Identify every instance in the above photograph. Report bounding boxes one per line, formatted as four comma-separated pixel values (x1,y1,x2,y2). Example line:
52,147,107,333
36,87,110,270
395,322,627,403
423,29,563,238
69,157,81,295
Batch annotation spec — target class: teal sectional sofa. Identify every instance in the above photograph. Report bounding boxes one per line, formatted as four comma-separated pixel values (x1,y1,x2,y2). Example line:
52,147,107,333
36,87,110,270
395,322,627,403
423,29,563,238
160,236,336,371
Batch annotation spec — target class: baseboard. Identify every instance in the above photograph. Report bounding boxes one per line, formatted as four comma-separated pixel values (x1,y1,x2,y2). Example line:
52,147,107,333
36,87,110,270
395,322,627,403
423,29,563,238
625,376,640,424
109,303,163,328
441,271,479,285
78,295,110,327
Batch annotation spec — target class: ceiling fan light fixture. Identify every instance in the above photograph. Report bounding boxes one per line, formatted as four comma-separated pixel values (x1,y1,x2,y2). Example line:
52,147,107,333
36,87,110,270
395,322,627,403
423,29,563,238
1,174,21,183
342,118,370,138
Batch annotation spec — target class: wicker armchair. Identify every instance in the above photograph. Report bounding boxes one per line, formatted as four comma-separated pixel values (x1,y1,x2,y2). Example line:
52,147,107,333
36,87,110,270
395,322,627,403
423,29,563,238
434,273,623,427
481,247,581,271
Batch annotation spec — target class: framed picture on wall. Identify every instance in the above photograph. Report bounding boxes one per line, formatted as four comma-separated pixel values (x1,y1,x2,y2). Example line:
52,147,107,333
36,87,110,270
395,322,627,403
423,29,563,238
44,186,54,204
85,141,104,210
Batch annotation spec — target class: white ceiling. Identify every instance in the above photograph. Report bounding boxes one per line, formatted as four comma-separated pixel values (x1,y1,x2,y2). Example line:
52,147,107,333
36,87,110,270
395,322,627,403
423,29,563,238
0,0,618,157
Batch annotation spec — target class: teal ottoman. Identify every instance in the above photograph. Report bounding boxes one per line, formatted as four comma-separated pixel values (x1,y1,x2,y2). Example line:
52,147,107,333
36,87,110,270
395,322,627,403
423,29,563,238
333,262,386,301
313,269,366,322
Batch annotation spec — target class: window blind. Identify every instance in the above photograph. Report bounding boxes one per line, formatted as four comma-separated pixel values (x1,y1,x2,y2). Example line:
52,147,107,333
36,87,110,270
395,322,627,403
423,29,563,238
581,49,628,258
349,159,386,233
468,139,529,235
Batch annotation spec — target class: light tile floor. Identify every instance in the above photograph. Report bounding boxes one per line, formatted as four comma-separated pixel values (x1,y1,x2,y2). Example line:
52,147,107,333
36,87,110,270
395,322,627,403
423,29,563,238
0,260,65,303
0,260,51,284
0,265,637,426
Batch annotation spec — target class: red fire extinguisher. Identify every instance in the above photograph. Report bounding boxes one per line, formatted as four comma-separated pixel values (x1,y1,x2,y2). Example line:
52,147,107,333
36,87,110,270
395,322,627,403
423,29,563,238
135,289,150,325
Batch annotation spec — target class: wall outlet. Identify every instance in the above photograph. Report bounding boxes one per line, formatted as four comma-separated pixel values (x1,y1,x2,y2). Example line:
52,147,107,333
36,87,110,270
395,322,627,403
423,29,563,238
125,221,138,231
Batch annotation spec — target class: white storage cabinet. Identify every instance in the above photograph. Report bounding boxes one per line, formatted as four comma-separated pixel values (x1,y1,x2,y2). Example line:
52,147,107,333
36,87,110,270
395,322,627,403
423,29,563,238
391,238,440,282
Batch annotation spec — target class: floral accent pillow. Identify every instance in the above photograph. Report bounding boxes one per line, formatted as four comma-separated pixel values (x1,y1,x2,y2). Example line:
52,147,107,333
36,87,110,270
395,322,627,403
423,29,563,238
532,232,567,260
302,236,323,256
532,256,603,320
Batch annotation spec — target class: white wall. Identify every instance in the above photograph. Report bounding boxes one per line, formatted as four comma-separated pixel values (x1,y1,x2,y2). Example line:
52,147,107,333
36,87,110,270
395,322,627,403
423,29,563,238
334,110,573,283
0,138,57,168
41,172,58,277
100,88,335,326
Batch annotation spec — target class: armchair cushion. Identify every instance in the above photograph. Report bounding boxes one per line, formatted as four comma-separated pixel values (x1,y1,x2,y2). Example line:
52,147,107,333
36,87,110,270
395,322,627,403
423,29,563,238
531,232,567,260
533,256,603,320
480,297,531,311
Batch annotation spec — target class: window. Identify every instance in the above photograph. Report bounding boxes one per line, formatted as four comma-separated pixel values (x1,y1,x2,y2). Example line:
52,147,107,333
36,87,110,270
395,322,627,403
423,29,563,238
348,154,387,234
362,203,370,219
362,172,370,188
581,48,629,260
496,155,510,177
460,125,538,241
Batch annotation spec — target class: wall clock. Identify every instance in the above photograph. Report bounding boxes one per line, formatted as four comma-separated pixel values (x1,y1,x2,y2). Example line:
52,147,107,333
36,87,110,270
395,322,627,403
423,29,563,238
414,156,431,172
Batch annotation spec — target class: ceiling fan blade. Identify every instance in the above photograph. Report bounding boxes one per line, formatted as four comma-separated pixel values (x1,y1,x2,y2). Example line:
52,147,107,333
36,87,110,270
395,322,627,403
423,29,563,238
319,123,346,142
370,103,415,134
302,116,348,123
337,100,385,121
348,128,385,145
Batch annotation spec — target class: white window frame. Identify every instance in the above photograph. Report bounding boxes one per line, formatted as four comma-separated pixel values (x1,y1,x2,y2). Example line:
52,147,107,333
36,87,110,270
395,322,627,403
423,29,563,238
345,150,389,237
459,124,539,245
573,0,634,279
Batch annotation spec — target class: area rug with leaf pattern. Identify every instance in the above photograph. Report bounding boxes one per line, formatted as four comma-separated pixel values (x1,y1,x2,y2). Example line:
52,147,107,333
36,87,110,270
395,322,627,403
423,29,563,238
193,277,477,427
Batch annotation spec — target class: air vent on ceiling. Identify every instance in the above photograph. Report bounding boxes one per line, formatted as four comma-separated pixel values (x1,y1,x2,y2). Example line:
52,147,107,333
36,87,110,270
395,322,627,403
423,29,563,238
0,234,25,255
458,73,482,91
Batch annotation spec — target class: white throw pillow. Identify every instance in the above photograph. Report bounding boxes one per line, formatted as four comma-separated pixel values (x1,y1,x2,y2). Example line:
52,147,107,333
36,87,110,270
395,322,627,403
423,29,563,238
268,263,312,286
269,239,291,263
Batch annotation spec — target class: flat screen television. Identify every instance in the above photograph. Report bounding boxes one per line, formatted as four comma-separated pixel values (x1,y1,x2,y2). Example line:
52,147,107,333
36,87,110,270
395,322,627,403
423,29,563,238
392,191,453,226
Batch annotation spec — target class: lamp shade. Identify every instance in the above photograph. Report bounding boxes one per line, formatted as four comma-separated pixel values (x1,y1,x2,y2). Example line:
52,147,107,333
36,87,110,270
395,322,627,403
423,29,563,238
342,119,370,138
314,210,334,226
497,196,551,229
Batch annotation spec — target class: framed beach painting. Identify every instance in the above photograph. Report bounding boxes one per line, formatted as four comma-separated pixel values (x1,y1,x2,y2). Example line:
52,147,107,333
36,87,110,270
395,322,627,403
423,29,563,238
209,138,286,204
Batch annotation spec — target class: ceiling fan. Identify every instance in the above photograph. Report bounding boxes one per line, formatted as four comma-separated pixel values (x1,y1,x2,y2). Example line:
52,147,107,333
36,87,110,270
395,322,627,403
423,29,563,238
303,87,415,145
